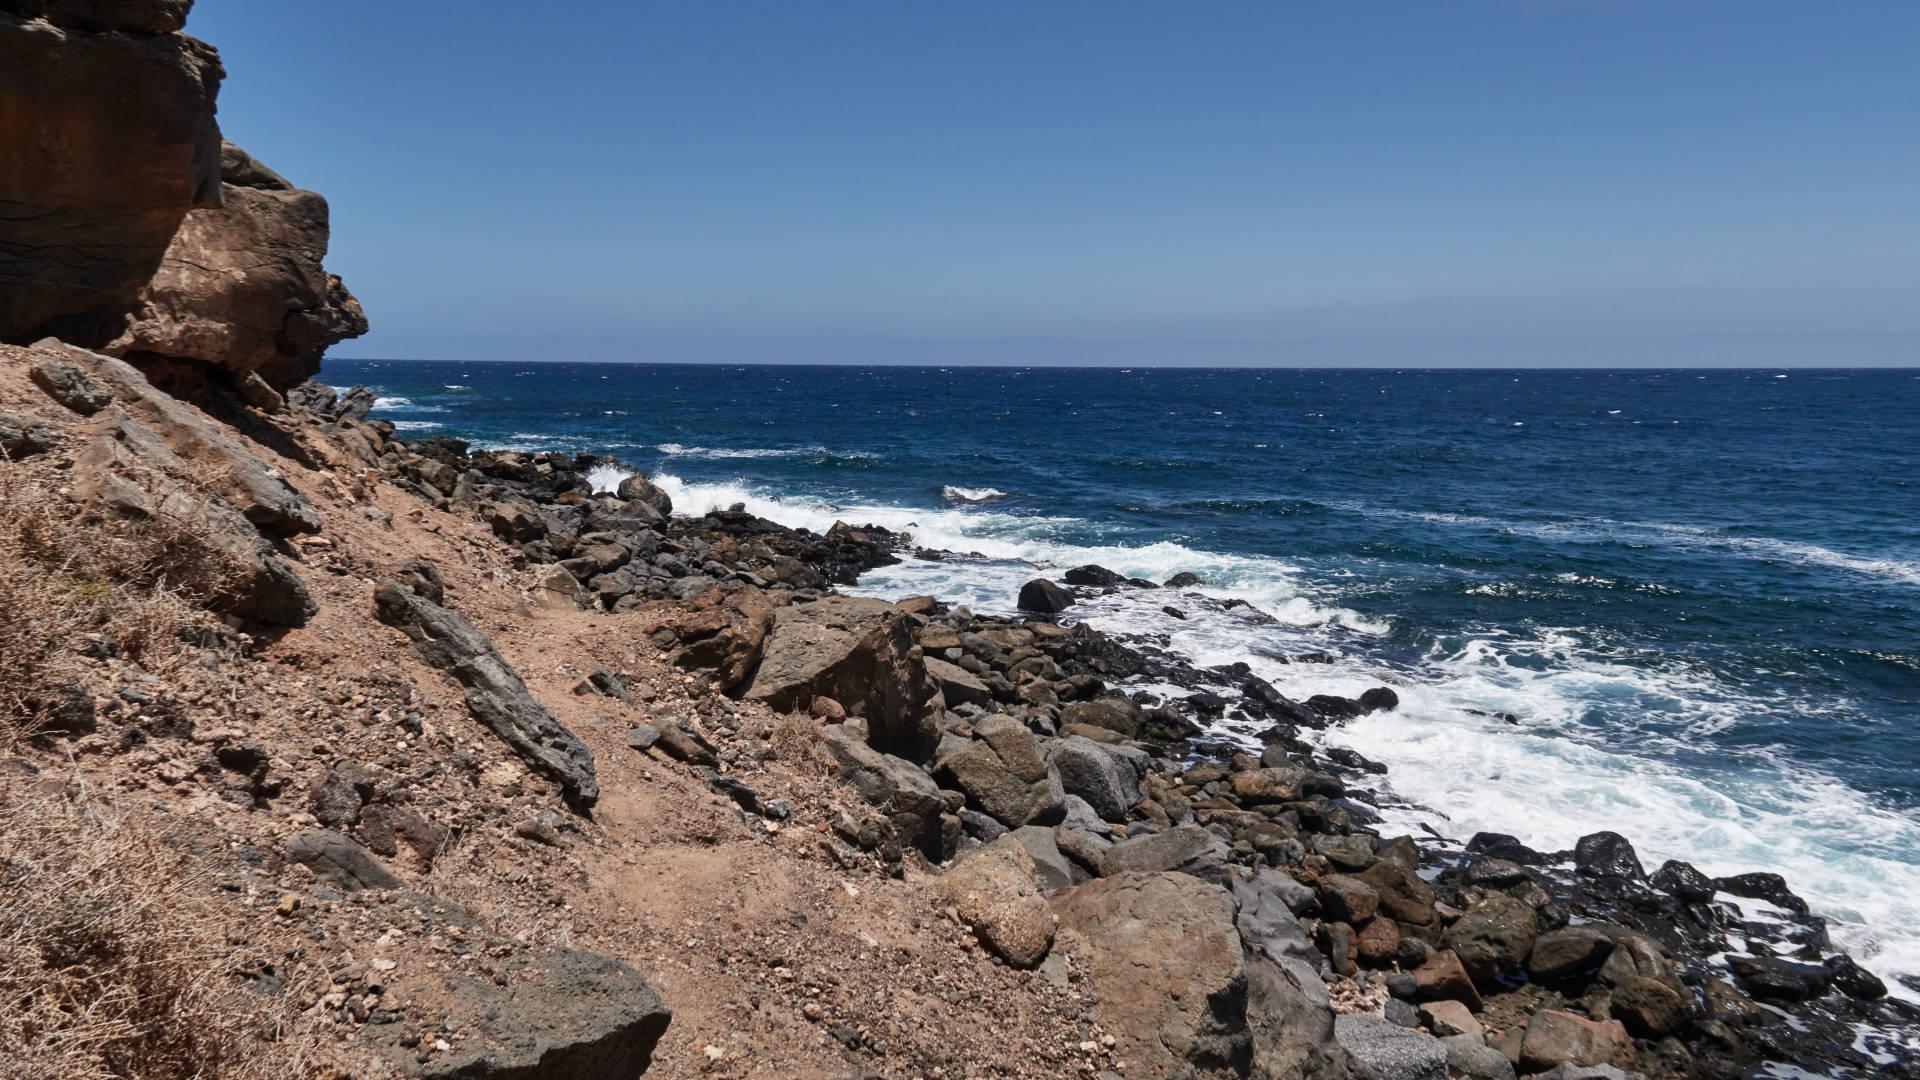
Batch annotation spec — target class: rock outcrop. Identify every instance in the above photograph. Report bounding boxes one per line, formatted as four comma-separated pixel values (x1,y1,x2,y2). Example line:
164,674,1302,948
0,0,222,345
740,594,940,761
107,141,367,390
1,3,361,390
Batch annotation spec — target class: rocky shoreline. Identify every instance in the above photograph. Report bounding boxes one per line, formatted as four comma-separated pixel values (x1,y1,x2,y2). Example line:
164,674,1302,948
3,3,1915,1075
348,413,1916,1079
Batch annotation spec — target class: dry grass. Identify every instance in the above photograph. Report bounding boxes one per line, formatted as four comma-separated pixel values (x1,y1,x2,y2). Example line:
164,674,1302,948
0,776,315,1080
0,463,237,735
769,710,831,774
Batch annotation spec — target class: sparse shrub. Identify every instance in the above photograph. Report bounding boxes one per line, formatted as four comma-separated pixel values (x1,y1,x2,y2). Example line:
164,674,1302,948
770,710,831,773
0,779,311,1079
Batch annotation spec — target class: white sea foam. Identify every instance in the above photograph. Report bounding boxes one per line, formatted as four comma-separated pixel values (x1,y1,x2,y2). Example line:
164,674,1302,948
654,443,877,460
654,472,1388,631
389,420,443,432
1339,505,1920,588
942,485,1009,503
585,463,635,493
373,395,410,408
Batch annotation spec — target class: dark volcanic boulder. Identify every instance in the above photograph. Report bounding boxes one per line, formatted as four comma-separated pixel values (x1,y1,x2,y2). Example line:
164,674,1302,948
361,894,672,1080
1712,871,1809,914
1442,894,1538,984
374,576,598,807
1063,564,1125,588
107,141,367,390
1648,859,1715,903
1017,577,1073,613
1573,832,1645,881
1305,694,1364,721
0,4,223,345
1358,686,1400,713
741,594,940,761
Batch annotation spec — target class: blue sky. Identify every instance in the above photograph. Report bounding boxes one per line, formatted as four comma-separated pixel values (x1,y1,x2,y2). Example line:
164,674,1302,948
192,1,1919,365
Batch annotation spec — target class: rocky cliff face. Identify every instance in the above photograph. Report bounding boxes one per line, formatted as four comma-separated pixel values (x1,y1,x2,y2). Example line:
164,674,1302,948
0,0,363,388
108,141,369,391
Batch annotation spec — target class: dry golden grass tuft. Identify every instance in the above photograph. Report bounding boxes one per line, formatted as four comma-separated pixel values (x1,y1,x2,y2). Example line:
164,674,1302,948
0,777,317,1080
768,710,832,774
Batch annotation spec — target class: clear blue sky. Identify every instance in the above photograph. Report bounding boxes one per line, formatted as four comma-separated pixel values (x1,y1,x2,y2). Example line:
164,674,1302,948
192,0,1919,365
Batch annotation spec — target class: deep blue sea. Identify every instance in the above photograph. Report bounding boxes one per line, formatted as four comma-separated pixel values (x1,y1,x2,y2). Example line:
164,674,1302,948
330,360,1920,994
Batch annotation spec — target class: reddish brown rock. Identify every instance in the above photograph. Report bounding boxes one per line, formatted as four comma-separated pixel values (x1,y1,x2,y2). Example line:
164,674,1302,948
1414,949,1484,1012
1355,916,1402,964
108,142,367,390
0,3,222,345
642,585,784,691
741,594,941,760
1318,874,1381,924
1518,1010,1635,1072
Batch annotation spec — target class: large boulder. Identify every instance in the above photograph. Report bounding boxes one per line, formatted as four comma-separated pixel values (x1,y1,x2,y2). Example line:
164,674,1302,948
1335,1013,1448,1080
1101,824,1232,883
1051,873,1247,1078
1016,577,1072,613
1518,1010,1635,1073
643,585,783,692
362,894,671,1080
923,655,992,710
1247,954,1350,1080
374,577,598,807
1043,734,1143,822
0,4,222,345
816,724,953,861
932,714,1063,828
106,142,367,389
67,403,314,624
1442,894,1538,984
1058,696,1144,740
741,594,940,761
940,839,1056,968
614,471,672,516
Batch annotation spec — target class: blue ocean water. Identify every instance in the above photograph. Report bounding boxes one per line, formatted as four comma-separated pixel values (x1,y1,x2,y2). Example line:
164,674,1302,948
332,359,1920,992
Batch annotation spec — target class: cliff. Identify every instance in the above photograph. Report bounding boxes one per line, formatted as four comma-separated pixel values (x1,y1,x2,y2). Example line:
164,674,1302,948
0,0,364,392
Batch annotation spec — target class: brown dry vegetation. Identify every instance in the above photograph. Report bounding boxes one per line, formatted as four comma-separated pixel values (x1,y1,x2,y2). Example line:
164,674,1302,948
0,459,317,1079
0,773,316,1080
0,461,237,736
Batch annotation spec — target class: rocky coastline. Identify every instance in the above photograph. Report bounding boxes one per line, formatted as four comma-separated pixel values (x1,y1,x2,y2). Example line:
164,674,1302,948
2,3,1914,1077
341,423,1918,1080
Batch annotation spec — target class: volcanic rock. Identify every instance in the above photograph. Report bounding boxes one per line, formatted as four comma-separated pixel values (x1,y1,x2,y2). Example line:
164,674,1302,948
1016,577,1072,613
741,594,939,761
373,576,598,806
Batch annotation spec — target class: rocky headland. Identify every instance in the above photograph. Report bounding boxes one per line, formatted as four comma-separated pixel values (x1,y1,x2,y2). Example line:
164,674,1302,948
2,4,1914,1079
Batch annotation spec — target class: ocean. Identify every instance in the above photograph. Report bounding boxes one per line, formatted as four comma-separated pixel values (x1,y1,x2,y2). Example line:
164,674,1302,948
329,359,1920,997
